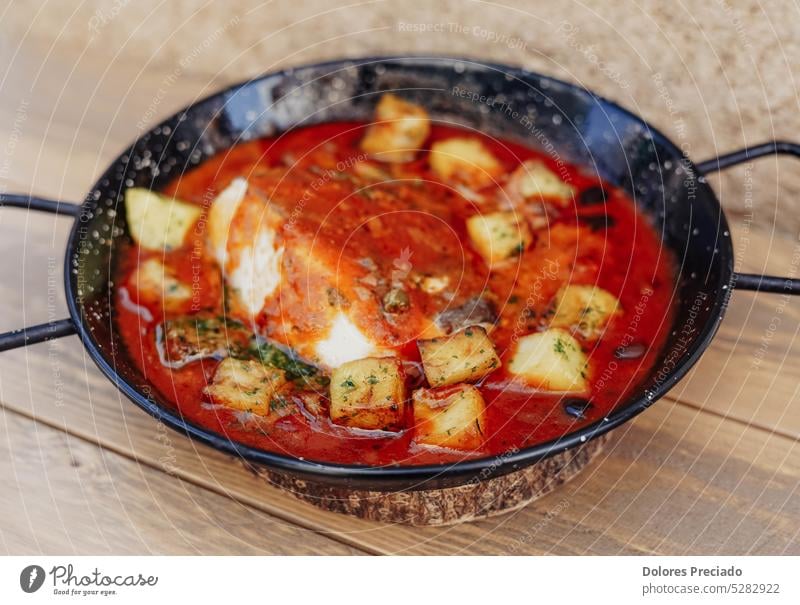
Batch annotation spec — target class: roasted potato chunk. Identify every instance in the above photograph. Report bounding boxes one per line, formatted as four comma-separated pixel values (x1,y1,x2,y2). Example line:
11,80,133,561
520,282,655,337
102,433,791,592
329,357,406,431
507,159,575,205
360,94,431,163
466,211,532,267
156,315,252,368
417,325,501,387
130,258,191,309
429,137,503,188
412,384,486,450
549,284,621,340
507,328,588,392
204,358,287,416
125,188,202,251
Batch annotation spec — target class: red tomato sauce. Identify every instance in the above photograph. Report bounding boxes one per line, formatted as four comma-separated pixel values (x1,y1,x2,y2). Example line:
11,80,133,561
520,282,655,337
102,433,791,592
113,122,676,466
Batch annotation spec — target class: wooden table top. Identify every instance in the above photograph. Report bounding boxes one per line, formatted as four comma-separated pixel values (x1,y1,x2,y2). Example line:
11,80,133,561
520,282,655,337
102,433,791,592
1,44,798,556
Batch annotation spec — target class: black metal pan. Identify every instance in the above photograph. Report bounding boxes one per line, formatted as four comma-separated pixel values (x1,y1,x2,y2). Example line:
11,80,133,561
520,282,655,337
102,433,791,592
1,56,797,491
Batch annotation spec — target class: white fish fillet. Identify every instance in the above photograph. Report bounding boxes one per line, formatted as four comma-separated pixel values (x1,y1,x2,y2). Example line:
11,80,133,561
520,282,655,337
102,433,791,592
315,312,385,368
227,226,284,318
208,178,386,367
207,177,248,266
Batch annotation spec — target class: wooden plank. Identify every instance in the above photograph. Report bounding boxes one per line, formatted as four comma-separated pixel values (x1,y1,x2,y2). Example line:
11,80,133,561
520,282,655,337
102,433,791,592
664,226,800,439
0,408,362,555
0,37,235,204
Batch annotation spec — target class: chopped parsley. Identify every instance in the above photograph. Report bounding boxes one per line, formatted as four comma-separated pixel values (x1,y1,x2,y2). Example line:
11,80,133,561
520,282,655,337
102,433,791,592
553,337,568,359
269,396,291,412
248,339,327,387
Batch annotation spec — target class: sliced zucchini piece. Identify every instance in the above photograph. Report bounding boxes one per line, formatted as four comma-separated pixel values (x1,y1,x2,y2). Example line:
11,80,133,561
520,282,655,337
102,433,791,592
125,188,202,251
155,315,252,369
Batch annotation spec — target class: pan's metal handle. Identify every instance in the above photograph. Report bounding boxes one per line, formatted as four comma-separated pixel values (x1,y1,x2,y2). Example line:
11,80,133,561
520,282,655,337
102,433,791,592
697,141,800,295
0,193,80,351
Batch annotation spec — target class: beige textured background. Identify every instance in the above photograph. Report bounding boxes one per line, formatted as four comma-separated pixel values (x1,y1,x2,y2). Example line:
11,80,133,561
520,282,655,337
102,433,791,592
3,0,800,235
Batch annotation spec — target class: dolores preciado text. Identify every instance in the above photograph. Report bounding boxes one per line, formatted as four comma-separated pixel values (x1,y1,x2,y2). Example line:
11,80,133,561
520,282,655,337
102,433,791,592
643,566,743,578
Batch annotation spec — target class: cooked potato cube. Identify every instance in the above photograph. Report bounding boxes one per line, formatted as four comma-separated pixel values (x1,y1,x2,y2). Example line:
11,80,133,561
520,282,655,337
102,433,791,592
412,384,486,450
131,258,191,309
508,159,575,205
508,328,588,392
549,284,622,340
329,357,406,431
429,137,503,188
125,188,202,251
204,358,287,415
360,94,431,163
466,211,532,267
417,325,501,387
